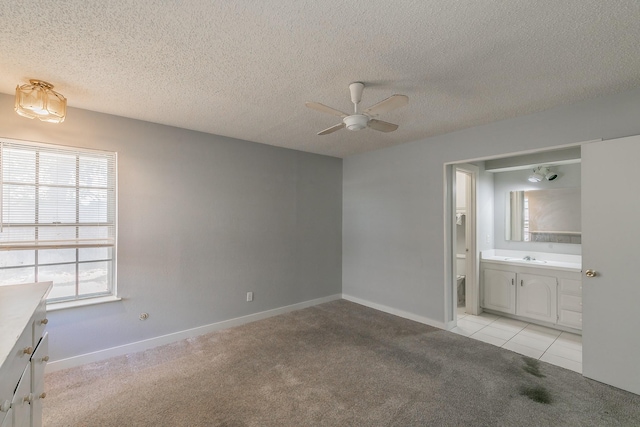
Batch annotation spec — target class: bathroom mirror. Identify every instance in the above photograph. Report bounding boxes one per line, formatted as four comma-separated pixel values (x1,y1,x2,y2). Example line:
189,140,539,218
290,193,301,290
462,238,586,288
505,188,581,244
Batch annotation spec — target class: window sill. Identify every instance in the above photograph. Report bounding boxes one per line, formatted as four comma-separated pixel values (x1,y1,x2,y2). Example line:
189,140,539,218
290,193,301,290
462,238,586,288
47,295,122,311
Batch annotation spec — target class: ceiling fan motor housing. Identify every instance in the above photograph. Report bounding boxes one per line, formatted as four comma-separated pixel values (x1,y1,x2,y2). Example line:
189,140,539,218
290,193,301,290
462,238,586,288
343,114,369,131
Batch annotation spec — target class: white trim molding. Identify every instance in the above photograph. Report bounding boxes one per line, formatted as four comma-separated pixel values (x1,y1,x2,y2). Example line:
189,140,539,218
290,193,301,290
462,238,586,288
47,293,342,372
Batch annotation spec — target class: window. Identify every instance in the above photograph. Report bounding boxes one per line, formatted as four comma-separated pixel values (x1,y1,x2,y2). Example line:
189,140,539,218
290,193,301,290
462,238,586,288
0,139,117,303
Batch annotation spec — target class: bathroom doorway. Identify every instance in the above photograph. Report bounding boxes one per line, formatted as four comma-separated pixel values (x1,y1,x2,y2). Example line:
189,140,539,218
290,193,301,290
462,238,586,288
454,165,478,316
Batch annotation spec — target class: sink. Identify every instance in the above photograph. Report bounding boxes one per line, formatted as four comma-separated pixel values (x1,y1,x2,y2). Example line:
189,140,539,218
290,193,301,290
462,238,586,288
503,257,547,264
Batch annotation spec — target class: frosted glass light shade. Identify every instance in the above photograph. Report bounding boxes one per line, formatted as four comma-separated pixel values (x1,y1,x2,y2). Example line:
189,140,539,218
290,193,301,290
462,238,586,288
15,80,67,123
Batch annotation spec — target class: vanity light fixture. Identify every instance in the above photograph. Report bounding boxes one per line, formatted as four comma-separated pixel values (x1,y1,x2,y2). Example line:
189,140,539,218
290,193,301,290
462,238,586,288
528,166,557,182
15,79,67,123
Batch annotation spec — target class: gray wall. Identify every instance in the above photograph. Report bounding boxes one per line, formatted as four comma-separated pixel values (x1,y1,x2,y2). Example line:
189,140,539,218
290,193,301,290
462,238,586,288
343,88,640,325
0,94,342,361
493,163,582,255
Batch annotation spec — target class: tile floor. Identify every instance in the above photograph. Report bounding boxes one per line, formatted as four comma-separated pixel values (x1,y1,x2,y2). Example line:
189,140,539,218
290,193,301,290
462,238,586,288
453,307,582,373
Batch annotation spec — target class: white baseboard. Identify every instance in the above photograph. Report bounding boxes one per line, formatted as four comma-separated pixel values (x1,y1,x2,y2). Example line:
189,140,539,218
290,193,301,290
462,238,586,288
47,293,342,373
342,294,447,330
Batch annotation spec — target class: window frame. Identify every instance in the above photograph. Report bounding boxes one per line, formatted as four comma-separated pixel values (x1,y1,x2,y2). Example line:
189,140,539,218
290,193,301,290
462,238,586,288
0,138,118,306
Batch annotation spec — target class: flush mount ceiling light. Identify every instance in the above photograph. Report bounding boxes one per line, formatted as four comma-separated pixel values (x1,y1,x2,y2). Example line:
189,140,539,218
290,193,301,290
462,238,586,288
528,166,558,182
15,79,67,123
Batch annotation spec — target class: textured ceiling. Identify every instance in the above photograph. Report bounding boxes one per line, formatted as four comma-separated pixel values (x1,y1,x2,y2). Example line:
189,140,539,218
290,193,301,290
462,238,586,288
1,1,639,158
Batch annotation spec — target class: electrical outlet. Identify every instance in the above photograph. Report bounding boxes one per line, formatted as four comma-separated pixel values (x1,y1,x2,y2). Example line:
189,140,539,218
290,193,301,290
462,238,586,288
246,292,253,302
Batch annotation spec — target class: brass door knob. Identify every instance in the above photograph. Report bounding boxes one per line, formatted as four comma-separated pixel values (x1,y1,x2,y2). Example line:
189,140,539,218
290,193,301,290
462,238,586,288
585,269,597,278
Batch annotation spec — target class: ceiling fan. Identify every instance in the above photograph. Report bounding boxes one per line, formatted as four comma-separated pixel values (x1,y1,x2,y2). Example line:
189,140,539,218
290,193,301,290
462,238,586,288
305,82,408,135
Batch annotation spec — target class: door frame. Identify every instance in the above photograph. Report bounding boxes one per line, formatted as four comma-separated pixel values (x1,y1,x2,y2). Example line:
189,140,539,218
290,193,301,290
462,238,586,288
443,142,590,329
443,163,478,327
456,164,479,315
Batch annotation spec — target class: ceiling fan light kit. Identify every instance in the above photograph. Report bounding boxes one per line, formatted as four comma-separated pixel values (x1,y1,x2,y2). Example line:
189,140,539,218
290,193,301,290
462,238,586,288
343,114,368,131
306,81,408,135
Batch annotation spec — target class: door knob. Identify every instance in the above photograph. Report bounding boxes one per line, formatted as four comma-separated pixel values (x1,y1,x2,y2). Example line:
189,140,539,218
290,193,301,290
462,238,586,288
585,269,597,278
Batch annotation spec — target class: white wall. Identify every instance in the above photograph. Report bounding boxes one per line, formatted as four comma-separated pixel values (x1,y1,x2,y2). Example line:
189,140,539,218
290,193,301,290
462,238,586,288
343,87,640,325
0,94,342,361
493,163,582,255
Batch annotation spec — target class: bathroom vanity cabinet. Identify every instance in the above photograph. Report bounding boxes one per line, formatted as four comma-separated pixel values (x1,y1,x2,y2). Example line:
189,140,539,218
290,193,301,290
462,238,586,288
481,256,582,332
0,282,52,427
483,269,558,323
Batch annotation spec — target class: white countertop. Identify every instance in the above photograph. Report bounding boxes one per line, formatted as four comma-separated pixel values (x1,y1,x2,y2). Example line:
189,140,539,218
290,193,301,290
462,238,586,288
0,282,52,369
481,249,582,272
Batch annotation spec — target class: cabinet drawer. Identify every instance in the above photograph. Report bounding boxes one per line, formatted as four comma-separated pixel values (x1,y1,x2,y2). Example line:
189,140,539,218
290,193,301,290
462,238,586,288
559,294,582,312
32,300,48,347
559,278,582,295
0,410,11,427
559,309,582,329
31,333,49,392
0,326,33,408
30,334,49,427
11,365,31,427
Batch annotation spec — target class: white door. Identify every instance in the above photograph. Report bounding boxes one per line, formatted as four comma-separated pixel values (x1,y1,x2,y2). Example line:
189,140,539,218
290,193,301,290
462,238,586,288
582,135,640,395
482,269,516,314
516,273,557,323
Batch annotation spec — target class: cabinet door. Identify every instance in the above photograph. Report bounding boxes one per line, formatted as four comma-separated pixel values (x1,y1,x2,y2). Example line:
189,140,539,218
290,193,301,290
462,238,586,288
30,333,48,427
0,411,10,427
482,269,516,314
516,273,557,323
10,367,30,427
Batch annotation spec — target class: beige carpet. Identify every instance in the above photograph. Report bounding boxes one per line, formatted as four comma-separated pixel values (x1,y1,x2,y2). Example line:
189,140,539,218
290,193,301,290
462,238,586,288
44,300,640,426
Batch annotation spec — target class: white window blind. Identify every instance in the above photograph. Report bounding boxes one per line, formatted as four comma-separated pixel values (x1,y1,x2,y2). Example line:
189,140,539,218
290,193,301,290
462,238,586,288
0,139,117,302
1,140,116,249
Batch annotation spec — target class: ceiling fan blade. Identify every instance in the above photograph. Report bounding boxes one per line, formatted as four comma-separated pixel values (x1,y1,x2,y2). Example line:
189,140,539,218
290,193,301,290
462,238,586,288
317,123,345,135
368,119,399,133
363,94,408,117
305,102,349,118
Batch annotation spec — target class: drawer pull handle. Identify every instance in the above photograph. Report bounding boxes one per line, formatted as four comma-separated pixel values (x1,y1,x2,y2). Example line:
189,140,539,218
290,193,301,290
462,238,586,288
23,346,33,355
42,355,50,362
23,394,32,403
39,392,47,399
0,400,10,412
40,318,49,325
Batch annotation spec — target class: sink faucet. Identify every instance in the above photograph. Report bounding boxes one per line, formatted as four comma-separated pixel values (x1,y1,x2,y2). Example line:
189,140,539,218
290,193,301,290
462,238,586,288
523,256,532,261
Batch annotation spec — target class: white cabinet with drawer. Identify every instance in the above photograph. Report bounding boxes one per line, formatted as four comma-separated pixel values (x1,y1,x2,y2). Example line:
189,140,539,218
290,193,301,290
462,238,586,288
481,260,582,332
558,278,583,329
0,282,52,427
